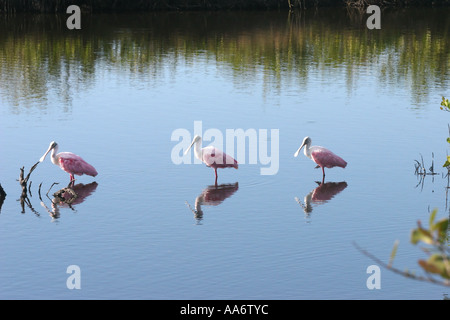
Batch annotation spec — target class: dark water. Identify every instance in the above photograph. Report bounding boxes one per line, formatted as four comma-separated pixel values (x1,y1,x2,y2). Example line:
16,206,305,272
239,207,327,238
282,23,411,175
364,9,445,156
0,8,449,299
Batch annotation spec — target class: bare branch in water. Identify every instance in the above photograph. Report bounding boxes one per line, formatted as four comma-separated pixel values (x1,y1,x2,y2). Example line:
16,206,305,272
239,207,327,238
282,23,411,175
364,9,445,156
353,241,450,287
24,161,39,183
38,182,43,201
46,182,59,197
18,162,40,215
414,153,439,190
53,187,77,205
19,161,39,196
0,184,6,213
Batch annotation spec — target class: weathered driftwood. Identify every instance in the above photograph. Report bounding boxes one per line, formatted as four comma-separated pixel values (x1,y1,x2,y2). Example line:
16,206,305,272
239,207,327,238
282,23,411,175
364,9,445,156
19,162,39,195
18,162,39,214
53,186,78,205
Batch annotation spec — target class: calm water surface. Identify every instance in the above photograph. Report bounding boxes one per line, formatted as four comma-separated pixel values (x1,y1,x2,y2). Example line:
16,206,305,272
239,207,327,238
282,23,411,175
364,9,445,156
0,9,449,300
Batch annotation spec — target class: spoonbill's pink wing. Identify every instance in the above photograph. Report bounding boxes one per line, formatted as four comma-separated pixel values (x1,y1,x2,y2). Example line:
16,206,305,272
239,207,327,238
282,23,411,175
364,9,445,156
310,147,347,169
202,146,238,169
59,152,98,177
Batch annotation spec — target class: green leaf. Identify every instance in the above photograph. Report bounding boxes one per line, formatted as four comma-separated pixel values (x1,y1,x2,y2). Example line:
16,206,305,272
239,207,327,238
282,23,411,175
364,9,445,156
443,156,450,167
388,240,399,267
434,218,449,243
411,227,434,245
423,254,450,279
418,259,441,274
442,97,450,108
429,208,438,228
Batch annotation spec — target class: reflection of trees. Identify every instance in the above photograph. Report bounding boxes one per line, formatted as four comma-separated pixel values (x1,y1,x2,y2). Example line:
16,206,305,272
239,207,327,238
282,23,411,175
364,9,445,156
0,0,296,12
0,1,446,13
0,9,448,108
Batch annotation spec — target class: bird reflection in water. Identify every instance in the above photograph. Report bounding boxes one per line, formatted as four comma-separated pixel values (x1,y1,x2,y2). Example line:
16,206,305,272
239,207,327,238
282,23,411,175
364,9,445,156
295,181,347,222
40,182,98,219
186,182,239,224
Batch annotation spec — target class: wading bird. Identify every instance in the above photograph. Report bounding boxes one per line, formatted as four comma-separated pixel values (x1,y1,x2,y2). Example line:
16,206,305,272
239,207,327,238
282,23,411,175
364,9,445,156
40,141,98,183
184,135,238,185
294,136,347,178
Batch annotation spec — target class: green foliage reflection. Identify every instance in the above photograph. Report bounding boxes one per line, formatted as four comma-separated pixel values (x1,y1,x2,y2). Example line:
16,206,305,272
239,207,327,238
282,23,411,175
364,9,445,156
0,9,448,108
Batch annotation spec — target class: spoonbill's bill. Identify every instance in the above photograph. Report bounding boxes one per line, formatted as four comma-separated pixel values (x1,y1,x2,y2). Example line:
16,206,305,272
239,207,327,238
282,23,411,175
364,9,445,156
294,136,347,178
40,141,98,183
184,135,238,184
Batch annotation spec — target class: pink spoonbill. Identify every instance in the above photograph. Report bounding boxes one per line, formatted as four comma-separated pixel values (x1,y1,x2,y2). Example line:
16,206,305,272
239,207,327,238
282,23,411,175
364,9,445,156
40,141,98,183
185,135,238,185
294,136,347,178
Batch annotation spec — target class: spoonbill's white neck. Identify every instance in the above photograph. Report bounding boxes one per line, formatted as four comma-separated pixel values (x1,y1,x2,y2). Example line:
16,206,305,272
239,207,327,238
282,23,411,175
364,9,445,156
302,140,312,159
193,138,203,161
50,145,59,165
40,141,60,165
